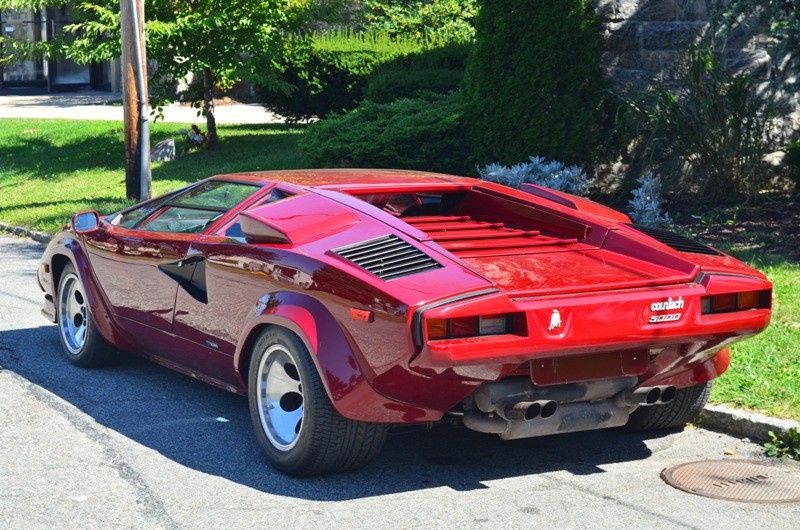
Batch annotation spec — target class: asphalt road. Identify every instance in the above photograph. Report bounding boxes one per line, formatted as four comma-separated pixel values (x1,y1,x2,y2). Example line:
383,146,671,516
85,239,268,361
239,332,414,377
1,233,798,529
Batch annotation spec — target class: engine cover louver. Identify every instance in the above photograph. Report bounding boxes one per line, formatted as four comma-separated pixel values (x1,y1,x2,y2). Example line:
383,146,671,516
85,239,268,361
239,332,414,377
632,225,723,256
333,235,443,280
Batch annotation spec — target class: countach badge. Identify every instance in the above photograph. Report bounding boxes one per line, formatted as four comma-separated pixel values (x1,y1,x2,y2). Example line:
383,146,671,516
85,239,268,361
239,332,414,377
649,296,684,323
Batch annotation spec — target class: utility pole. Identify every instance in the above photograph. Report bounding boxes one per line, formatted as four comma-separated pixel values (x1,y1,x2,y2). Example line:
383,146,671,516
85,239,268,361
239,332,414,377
120,0,151,201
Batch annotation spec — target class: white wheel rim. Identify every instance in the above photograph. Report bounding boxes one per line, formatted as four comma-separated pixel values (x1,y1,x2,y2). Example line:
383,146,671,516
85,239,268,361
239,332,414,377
256,344,304,451
58,274,87,355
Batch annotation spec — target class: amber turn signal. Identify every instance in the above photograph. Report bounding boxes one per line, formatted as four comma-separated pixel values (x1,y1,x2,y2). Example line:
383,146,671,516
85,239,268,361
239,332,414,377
701,290,771,315
426,318,448,340
349,308,375,323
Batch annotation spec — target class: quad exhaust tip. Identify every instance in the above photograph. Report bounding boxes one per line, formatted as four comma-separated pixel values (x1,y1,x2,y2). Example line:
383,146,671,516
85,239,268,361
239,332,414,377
499,400,558,421
617,385,677,407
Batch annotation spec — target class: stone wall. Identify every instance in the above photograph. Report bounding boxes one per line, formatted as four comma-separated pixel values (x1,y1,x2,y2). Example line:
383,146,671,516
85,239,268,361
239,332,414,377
597,0,798,142
597,0,772,86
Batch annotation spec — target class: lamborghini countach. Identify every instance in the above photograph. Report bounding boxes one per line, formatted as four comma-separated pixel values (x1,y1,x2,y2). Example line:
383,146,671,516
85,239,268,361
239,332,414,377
38,170,772,475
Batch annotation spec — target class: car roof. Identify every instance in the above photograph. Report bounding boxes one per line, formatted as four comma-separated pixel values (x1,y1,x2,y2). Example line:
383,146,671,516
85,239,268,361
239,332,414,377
213,169,478,192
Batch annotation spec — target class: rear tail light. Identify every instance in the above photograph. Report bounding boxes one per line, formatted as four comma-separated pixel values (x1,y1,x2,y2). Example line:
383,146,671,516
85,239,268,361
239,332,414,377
425,313,527,340
701,289,771,315
478,315,507,335
426,319,447,340
451,316,478,337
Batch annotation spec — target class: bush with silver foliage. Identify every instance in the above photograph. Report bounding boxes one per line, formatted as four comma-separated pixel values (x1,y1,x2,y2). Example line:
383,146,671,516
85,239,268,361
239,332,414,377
628,173,671,227
479,156,590,196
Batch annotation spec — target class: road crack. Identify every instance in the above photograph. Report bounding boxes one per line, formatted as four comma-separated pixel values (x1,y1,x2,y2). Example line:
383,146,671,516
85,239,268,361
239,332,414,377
12,371,179,529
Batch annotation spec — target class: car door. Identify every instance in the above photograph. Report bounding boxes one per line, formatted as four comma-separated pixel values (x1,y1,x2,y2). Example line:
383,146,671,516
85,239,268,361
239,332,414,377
84,226,192,332
84,180,260,365
169,187,286,386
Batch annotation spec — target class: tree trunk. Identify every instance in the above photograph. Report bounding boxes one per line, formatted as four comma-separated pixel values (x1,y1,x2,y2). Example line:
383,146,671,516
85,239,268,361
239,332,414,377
203,68,219,150
120,0,150,200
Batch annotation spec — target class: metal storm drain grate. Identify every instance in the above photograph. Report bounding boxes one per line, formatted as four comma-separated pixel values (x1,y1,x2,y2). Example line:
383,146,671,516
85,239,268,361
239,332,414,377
662,460,800,503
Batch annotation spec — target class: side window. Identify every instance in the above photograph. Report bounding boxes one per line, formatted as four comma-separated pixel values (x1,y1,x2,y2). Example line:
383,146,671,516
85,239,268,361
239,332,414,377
222,189,286,238
115,193,177,228
115,181,261,234
138,207,222,234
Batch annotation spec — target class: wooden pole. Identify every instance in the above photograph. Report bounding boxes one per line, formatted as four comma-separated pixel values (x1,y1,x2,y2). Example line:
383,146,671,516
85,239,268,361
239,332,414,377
120,0,151,200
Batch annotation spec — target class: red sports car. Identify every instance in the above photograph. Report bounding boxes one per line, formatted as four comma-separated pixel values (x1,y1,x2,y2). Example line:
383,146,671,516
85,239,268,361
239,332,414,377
38,169,772,475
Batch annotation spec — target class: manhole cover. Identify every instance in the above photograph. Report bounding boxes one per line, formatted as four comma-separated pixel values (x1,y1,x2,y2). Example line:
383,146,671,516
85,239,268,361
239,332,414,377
662,459,800,503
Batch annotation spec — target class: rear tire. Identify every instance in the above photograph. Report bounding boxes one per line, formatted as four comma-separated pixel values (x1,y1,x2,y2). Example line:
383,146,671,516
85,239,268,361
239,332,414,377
624,382,712,431
247,326,388,476
56,263,120,368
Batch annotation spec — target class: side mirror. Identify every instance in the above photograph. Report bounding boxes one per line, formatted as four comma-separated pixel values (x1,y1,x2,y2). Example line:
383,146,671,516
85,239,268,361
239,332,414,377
72,211,100,234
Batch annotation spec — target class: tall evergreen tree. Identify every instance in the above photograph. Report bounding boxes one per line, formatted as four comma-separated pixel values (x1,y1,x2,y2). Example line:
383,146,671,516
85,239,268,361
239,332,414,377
463,0,606,167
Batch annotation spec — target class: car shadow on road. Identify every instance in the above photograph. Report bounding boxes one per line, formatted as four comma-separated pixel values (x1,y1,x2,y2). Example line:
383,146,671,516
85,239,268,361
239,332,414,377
1,325,672,501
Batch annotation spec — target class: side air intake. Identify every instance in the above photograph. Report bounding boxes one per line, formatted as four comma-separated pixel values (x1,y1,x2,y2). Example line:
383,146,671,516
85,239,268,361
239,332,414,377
333,234,443,280
632,225,722,256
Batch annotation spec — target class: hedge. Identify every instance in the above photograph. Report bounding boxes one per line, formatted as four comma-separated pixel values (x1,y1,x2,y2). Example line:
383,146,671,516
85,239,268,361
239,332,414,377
463,0,607,167
300,92,470,175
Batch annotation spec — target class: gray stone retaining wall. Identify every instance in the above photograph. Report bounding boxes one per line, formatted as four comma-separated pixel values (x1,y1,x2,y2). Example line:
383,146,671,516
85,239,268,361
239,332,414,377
598,0,766,85
597,0,799,142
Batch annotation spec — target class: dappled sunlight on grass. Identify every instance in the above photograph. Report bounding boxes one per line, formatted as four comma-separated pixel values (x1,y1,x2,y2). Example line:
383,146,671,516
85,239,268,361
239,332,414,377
0,119,306,232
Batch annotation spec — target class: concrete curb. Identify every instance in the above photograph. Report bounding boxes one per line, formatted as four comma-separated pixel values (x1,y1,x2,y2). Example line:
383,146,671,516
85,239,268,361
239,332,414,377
1,227,797,445
0,222,51,245
701,403,799,442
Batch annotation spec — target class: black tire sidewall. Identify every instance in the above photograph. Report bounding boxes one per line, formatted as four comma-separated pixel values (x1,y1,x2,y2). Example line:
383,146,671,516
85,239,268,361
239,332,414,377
247,326,327,474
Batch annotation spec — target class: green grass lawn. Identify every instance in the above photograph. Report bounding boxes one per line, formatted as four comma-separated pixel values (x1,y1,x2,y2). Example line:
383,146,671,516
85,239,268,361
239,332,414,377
1,117,797,421
0,118,305,233
709,250,800,420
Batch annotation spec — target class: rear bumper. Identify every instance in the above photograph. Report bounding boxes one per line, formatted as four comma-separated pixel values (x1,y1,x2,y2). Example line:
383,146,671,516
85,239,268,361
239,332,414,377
410,273,771,388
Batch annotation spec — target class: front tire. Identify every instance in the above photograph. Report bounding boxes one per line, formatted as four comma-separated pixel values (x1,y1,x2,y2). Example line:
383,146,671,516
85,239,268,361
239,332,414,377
624,382,712,431
56,263,119,367
247,326,388,476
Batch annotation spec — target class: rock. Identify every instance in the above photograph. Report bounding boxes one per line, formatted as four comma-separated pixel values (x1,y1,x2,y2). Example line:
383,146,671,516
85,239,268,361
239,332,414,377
151,138,176,162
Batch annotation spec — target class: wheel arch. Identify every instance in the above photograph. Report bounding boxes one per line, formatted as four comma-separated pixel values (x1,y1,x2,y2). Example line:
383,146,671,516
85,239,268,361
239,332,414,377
47,237,134,352
50,253,73,303
234,291,440,424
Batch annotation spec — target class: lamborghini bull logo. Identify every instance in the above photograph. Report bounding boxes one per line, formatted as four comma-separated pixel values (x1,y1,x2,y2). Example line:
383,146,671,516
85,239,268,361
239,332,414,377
548,309,562,331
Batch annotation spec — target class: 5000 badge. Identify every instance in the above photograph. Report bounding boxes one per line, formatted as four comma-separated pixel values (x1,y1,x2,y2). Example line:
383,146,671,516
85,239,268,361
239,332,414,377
649,313,682,323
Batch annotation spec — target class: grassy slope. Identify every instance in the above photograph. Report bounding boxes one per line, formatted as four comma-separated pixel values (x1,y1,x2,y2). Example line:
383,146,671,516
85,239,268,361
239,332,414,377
0,119,305,233
1,118,797,420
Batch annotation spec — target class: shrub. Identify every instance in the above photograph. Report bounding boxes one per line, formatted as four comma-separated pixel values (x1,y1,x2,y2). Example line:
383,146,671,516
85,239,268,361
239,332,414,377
479,156,589,196
463,0,607,167
361,0,478,45
784,139,800,195
627,174,671,227
364,43,470,103
255,30,423,122
300,92,470,175
365,68,463,103
615,45,776,201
